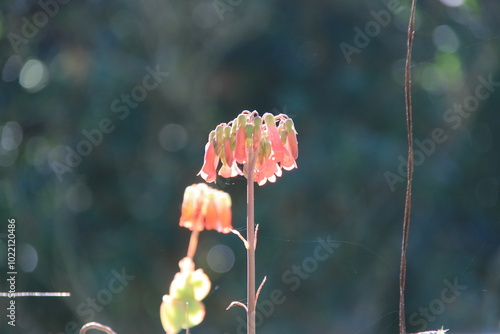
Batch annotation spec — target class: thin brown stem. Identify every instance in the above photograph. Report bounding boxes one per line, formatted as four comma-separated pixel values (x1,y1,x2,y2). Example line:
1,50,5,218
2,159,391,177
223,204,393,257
400,1,417,334
246,150,257,334
186,229,200,259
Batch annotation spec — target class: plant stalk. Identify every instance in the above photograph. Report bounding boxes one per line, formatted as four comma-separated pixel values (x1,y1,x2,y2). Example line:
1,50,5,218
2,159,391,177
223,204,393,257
399,1,417,334
187,229,200,259
246,151,257,334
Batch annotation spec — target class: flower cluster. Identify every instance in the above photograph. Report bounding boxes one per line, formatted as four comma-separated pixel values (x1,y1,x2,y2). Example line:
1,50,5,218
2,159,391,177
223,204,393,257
160,257,211,334
179,183,232,233
198,110,298,185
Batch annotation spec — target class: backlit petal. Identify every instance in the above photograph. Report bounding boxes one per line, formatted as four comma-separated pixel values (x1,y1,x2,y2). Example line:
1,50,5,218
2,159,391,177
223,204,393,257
178,184,233,233
198,141,219,183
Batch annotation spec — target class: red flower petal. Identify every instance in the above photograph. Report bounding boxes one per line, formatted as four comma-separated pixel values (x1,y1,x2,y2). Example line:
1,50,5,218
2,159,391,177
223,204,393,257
281,140,297,171
204,196,218,231
264,114,288,163
198,141,219,183
179,186,204,231
286,130,298,159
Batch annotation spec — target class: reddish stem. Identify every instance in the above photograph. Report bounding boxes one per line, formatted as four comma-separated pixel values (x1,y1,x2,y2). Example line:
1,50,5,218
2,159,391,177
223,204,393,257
246,150,257,334
187,229,200,259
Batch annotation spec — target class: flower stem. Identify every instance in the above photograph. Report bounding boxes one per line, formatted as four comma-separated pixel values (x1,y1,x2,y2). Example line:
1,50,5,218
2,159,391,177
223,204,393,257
246,152,257,334
187,229,200,259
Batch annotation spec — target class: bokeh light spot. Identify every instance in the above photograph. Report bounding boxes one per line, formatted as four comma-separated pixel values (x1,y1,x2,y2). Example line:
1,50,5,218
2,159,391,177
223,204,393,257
19,244,38,273
207,244,235,273
0,123,20,167
419,64,448,94
159,124,188,152
1,121,23,151
432,25,460,53
19,59,49,92
435,53,464,91
48,145,69,173
439,0,465,7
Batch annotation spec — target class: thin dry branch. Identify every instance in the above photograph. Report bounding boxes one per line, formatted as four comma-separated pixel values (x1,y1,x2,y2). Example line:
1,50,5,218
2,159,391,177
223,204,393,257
80,322,117,334
399,1,418,334
226,301,248,312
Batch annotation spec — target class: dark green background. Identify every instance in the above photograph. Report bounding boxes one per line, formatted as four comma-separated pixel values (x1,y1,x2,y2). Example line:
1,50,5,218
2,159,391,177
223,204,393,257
0,0,499,333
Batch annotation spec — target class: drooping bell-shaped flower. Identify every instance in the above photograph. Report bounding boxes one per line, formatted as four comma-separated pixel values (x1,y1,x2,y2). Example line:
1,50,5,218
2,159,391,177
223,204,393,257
198,110,298,186
198,131,219,183
179,183,232,233
234,118,247,164
278,118,298,171
219,126,242,178
253,137,282,186
263,112,288,164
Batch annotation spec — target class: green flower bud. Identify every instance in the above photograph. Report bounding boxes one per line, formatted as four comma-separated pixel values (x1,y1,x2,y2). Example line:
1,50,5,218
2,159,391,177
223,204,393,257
253,115,262,129
278,122,287,144
252,116,262,151
237,114,247,127
284,118,297,134
214,124,225,156
230,121,238,150
245,124,254,148
223,125,231,140
160,295,205,334
263,113,275,126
